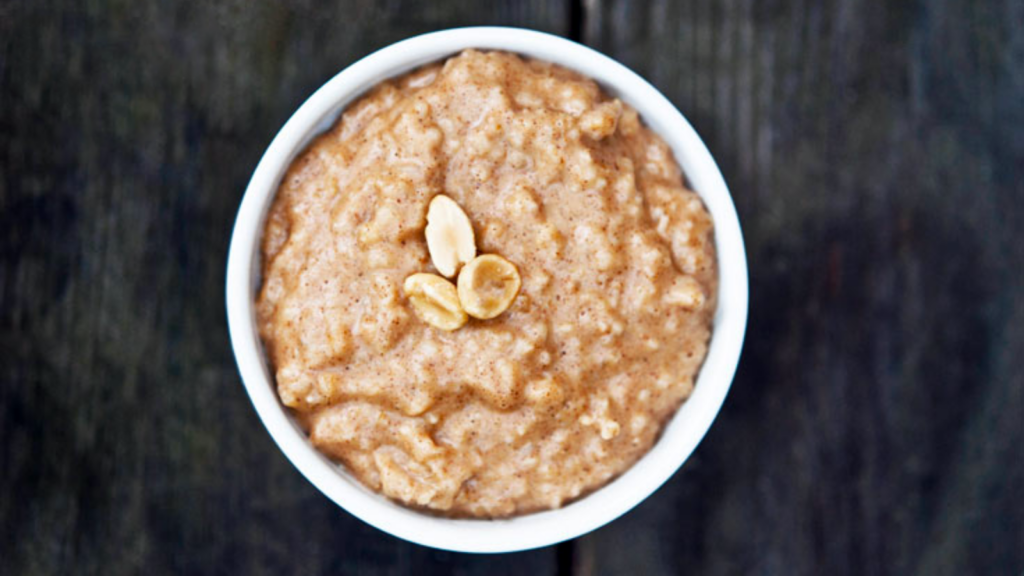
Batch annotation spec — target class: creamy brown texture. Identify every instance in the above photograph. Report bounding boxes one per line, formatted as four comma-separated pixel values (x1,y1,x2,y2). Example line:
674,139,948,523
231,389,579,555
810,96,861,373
257,50,717,517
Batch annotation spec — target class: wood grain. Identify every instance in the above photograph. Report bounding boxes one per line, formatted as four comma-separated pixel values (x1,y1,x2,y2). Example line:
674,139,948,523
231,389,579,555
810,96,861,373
577,0,1024,574
0,1,568,574
2,0,1022,574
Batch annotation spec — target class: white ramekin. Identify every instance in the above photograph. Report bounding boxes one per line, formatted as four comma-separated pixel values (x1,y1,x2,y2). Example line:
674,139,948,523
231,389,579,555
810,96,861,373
226,27,748,553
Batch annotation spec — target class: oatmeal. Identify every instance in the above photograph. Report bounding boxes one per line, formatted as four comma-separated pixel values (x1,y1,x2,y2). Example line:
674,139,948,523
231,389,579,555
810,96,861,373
257,50,717,517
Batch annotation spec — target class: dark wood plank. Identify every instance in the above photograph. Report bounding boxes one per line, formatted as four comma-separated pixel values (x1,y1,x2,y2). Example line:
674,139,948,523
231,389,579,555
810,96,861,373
0,1,569,574
577,0,1024,574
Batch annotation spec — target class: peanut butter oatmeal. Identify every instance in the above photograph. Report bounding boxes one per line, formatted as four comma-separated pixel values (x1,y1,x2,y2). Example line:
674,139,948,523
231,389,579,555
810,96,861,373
256,50,717,517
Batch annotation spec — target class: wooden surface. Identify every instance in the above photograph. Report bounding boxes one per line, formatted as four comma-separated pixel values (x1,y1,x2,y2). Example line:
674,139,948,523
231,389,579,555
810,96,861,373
2,1,1021,574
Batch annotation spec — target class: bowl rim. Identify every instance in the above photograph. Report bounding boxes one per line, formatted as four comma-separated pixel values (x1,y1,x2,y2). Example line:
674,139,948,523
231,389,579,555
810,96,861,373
226,26,748,553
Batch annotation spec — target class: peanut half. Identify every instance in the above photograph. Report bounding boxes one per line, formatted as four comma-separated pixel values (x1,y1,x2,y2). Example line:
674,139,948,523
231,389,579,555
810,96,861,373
457,254,522,320
403,273,468,331
425,194,476,278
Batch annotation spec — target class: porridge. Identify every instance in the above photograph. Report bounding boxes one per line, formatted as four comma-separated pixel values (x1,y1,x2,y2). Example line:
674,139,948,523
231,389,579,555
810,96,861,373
256,50,717,517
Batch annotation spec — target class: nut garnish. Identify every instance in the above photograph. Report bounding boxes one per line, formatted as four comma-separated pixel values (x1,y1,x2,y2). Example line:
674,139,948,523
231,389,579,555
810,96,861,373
425,194,476,278
403,273,468,331
457,254,522,320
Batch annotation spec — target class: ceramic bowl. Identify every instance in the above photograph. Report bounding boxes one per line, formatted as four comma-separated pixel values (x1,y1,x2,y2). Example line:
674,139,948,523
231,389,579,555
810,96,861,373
226,26,748,553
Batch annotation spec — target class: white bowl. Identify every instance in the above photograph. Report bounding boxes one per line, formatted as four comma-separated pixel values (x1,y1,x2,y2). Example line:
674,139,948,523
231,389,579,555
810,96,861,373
226,26,748,553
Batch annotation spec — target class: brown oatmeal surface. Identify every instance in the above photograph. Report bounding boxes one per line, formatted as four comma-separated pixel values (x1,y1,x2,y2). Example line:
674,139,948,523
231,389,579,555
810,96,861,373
257,50,717,517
